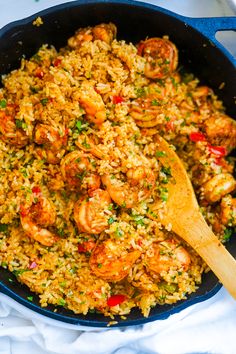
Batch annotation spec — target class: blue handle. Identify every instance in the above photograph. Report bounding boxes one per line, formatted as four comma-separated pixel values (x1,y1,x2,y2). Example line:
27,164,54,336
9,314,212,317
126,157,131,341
180,16,236,67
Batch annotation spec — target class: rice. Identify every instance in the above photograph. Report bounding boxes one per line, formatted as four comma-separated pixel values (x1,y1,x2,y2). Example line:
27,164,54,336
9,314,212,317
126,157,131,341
0,22,235,319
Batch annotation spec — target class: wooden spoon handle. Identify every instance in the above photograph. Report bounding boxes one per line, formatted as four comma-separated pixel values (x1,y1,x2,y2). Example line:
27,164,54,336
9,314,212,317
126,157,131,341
173,212,236,299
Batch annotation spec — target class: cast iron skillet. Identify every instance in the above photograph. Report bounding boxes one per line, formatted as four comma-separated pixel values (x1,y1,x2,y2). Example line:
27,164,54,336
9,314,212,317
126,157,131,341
0,0,235,327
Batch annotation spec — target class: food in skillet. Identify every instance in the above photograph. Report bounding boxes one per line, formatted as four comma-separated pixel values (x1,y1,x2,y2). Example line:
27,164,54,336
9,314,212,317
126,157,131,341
0,23,235,318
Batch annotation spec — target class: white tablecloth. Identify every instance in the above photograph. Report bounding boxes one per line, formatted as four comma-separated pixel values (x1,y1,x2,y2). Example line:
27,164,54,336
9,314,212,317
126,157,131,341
0,1,236,353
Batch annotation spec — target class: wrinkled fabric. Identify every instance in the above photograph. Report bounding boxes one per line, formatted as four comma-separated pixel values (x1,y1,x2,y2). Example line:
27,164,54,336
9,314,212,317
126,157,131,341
0,288,236,354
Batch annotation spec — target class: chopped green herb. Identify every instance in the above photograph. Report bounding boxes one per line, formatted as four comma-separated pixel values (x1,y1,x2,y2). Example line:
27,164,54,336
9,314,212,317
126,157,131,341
8,278,13,283
132,215,145,226
58,298,66,306
161,165,172,177
57,228,65,237
20,168,28,178
1,261,7,268
12,269,27,277
15,119,27,130
223,228,233,242
151,99,161,106
76,170,87,181
108,217,115,225
32,53,42,63
0,99,7,108
30,86,39,94
75,119,89,133
135,87,146,98
121,201,126,208
97,263,103,268
40,98,48,106
0,224,8,233
165,116,170,122
156,151,166,158
108,204,113,211
27,296,33,302
81,138,91,149
159,187,168,202
59,281,67,288
182,73,194,84
115,227,123,238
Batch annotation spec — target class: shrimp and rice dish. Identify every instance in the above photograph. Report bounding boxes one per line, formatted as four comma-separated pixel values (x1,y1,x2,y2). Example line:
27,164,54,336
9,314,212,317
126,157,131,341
0,23,236,319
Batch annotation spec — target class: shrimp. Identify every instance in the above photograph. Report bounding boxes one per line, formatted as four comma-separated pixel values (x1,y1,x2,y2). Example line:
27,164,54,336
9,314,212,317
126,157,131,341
92,23,117,44
78,81,106,124
137,37,178,79
220,195,236,226
130,94,166,128
0,107,28,147
102,166,156,208
68,23,116,48
203,114,236,153
74,189,111,234
34,124,68,164
202,173,236,203
68,26,93,48
60,150,101,192
145,239,191,275
90,238,141,281
20,188,57,246
130,75,181,128
75,133,104,159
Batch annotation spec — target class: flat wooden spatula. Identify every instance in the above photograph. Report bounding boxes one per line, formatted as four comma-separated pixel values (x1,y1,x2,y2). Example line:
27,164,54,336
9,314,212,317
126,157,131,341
149,134,236,299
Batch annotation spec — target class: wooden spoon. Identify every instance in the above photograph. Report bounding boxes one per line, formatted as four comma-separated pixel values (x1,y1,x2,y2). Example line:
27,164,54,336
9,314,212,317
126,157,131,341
149,134,236,299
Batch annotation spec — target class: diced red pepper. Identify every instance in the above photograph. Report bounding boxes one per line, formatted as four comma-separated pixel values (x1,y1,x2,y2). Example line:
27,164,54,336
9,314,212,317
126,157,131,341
189,132,206,142
32,186,41,195
78,244,86,253
53,58,62,67
107,294,126,307
208,145,226,157
113,96,124,104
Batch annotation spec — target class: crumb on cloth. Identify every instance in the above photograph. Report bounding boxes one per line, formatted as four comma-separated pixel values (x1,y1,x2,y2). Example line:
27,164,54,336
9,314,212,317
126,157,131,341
33,17,43,27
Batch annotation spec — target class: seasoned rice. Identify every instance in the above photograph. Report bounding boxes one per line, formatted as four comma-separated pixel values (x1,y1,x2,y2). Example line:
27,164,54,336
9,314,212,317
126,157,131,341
0,23,235,319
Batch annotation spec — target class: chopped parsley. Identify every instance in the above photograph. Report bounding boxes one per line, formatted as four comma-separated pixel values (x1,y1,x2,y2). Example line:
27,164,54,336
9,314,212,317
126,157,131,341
58,298,66,306
75,119,89,133
108,217,115,225
0,99,7,108
32,53,42,63
223,228,233,242
12,269,27,277
30,86,39,94
115,227,123,238
161,165,172,177
132,215,145,226
0,224,8,233
81,138,91,149
40,98,48,106
27,296,33,302
156,151,166,158
15,119,27,130
159,187,168,202
76,170,87,181
97,263,103,268
151,99,161,106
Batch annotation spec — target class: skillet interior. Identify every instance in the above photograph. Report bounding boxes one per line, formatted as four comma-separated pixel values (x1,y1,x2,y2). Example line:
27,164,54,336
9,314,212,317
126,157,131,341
0,0,235,327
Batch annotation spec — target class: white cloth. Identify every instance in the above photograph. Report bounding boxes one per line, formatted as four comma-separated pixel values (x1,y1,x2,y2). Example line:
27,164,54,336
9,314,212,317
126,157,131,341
1,288,236,354
0,1,236,353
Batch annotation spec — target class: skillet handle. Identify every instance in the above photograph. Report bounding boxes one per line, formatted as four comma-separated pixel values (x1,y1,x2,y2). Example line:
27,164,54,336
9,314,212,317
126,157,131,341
182,16,236,67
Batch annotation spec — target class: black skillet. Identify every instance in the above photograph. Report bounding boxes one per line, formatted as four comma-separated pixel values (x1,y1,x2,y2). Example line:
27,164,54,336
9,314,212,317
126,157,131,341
0,0,235,327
